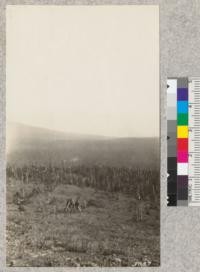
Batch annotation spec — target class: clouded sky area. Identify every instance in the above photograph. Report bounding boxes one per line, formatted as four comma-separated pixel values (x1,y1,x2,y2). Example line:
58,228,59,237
6,5,159,137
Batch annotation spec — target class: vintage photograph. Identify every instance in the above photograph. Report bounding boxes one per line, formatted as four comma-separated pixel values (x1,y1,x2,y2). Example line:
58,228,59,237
6,5,160,267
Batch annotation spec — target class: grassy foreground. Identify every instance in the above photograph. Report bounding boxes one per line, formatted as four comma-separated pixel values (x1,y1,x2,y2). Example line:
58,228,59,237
7,178,159,267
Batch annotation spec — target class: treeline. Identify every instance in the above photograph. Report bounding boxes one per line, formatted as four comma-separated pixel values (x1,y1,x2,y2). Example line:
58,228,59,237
7,164,159,203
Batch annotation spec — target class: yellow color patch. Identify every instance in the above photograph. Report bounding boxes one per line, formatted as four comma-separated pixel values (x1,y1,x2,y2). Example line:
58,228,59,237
177,126,188,138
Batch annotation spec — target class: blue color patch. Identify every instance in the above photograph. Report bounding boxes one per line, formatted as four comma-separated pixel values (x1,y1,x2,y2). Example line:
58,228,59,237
177,101,188,113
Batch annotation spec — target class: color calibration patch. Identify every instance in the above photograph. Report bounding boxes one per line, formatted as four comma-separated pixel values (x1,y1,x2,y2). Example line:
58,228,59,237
167,77,200,206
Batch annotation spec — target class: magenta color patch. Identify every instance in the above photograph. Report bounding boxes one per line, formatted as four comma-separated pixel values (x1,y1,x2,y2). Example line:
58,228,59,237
177,151,188,162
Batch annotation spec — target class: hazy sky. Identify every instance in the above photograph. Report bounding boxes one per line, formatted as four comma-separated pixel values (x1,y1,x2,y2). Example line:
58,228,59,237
6,5,159,137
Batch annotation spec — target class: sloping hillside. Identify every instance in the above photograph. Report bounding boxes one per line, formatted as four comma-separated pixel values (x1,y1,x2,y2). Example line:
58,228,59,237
7,123,159,168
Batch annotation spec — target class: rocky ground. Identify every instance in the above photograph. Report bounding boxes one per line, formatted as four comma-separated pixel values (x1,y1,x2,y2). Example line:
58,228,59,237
6,178,160,267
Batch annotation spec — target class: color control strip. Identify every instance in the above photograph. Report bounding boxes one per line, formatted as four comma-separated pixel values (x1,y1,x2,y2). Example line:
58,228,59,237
167,77,200,206
177,78,188,206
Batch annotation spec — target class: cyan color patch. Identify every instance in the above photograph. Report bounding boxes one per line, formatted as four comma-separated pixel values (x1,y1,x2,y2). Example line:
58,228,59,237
177,101,188,113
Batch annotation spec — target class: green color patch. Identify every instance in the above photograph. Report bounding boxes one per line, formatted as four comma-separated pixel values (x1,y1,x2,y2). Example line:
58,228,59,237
177,114,188,125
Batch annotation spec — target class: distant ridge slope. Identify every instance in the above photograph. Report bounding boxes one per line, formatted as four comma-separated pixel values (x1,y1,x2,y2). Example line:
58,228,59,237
7,122,159,168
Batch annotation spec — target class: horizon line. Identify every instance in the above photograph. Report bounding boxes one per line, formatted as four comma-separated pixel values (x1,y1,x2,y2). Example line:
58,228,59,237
7,121,159,139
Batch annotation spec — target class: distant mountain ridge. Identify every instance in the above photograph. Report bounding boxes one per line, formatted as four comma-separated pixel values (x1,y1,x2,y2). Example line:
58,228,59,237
7,122,159,168
7,122,110,143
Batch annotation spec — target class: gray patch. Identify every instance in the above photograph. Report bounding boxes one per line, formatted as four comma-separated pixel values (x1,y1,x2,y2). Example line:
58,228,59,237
177,78,188,88
168,131,177,147
177,200,188,206
167,107,177,120
167,94,177,107
167,120,177,133
167,144,176,157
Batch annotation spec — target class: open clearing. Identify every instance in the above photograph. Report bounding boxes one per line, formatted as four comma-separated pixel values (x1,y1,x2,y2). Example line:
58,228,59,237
7,178,159,267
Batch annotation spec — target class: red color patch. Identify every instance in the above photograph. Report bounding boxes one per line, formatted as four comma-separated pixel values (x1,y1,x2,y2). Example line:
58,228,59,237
177,138,188,151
